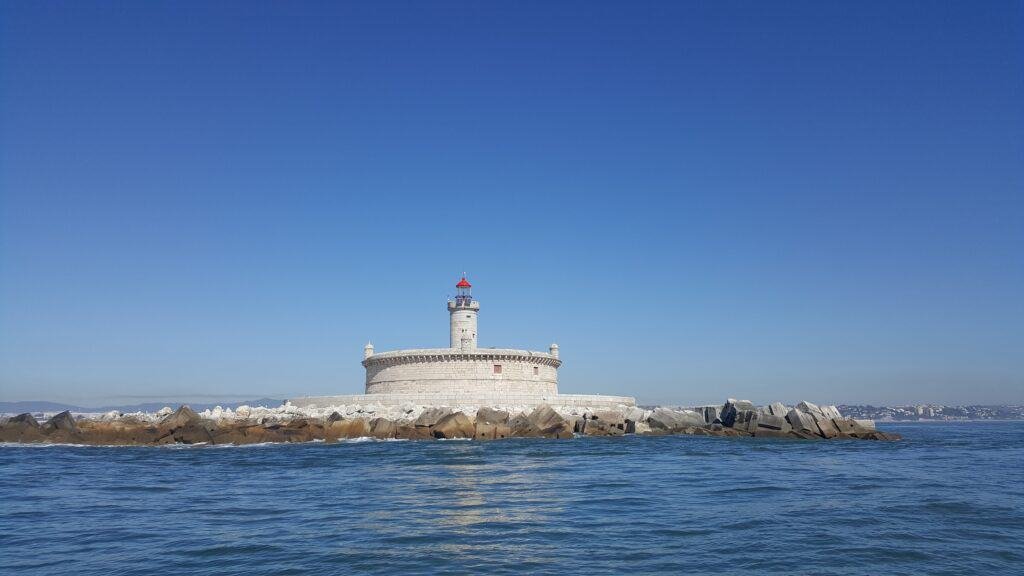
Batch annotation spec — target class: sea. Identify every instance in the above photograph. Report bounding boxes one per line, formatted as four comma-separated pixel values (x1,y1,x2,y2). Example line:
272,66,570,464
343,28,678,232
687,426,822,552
1,421,1022,575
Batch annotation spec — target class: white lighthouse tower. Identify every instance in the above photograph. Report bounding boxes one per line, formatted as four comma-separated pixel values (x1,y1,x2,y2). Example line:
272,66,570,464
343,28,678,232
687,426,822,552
448,276,479,350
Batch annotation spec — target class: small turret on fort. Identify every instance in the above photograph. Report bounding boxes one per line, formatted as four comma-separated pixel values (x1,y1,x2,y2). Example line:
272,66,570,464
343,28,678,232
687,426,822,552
448,276,479,351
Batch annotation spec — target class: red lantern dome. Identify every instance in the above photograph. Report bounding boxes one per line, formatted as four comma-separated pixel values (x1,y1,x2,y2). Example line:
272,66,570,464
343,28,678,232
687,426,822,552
454,275,473,306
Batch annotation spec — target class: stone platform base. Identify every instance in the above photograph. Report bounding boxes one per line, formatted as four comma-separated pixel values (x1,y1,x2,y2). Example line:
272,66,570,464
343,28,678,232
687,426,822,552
287,393,636,410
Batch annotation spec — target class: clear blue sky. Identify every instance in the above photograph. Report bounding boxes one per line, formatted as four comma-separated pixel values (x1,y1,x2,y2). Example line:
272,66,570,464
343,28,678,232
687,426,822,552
1,1,1021,407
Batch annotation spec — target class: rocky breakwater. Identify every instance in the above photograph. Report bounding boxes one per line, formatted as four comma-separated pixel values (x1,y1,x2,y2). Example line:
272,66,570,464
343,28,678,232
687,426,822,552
0,399,899,446
636,399,900,441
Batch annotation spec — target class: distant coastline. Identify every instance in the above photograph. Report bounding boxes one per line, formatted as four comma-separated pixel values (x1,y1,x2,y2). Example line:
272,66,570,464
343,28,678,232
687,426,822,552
837,404,1024,421
0,399,284,416
3,400,1022,421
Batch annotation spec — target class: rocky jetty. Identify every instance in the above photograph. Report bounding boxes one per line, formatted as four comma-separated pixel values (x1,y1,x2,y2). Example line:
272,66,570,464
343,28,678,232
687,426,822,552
0,399,900,446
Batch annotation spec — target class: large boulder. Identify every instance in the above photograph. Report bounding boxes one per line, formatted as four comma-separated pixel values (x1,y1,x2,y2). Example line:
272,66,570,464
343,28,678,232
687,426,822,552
593,410,625,426
277,418,324,442
581,412,625,437
720,404,737,427
369,417,397,439
169,425,213,444
41,410,82,443
395,423,432,440
432,412,474,439
795,401,825,418
832,418,856,435
756,413,790,432
566,415,585,434
0,413,45,442
9,413,40,427
702,406,721,424
623,407,646,434
476,407,509,424
719,400,753,427
623,407,646,423
329,416,366,434
161,406,201,429
528,404,562,428
210,422,260,445
44,410,78,432
512,404,572,438
832,418,875,437
768,402,789,417
821,405,843,419
583,410,626,436
648,408,704,432
474,408,511,440
415,407,453,428
679,409,706,427
785,408,818,435
530,404,574,438
509,412,536,436
791,404,844,438
813,415,840,439
733,410,758,433
158,406,213,444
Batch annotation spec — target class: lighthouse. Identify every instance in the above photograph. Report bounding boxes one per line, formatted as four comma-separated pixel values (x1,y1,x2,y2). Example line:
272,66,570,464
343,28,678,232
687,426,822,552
448,276,479,350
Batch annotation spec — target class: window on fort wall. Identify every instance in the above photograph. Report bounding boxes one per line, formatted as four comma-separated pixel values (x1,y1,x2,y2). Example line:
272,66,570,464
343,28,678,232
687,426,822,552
533,366,539,376
493,364,502,374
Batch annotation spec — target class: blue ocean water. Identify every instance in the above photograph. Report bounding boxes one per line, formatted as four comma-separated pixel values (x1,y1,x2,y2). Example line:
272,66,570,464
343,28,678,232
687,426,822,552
1,422,1022,575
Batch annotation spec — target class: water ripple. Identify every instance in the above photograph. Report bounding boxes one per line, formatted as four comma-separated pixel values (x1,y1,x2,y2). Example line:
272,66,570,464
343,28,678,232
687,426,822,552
1,422,1022,574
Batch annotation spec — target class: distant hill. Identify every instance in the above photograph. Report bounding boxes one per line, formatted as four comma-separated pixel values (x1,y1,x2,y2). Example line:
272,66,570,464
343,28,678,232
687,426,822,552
0,398,284,415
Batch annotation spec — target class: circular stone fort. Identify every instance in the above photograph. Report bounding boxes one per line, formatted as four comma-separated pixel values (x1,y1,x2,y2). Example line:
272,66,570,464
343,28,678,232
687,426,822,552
290,276,635,409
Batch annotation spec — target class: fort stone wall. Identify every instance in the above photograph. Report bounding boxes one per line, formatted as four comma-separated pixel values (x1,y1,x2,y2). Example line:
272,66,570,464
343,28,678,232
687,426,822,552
363,349,559,396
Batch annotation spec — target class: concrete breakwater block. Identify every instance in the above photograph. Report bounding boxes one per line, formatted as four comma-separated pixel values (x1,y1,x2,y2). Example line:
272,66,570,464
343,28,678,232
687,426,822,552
474,408,511,440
